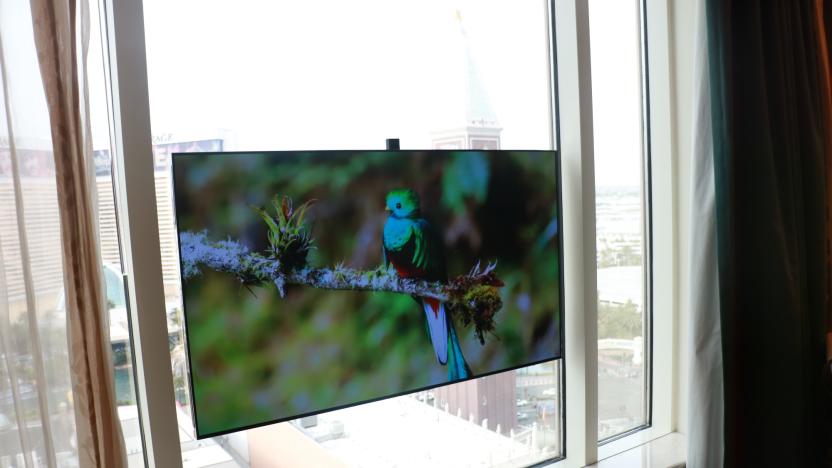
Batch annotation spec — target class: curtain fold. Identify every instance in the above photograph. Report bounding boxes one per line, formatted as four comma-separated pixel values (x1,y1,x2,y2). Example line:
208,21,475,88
819,0,832,335
816,1,832,462
686,1,723,466
696,0,832,466
28,0,127,466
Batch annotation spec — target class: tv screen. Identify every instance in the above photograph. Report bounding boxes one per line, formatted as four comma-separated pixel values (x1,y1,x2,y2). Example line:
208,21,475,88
172,150,562,438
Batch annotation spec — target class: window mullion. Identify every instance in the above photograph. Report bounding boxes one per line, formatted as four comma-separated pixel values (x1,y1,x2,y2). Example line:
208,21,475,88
102,0,183,466
643,0,676,436
554,0,599,466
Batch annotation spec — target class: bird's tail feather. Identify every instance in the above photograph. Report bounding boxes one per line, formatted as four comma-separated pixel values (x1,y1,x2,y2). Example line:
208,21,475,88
447,323,471,381
423,299,448,365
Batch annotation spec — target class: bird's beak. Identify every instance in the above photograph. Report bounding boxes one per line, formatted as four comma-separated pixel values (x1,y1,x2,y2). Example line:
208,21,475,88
385,206,391,212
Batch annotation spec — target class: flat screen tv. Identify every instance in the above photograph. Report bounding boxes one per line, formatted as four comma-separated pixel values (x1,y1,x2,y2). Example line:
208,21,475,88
172,150,563,438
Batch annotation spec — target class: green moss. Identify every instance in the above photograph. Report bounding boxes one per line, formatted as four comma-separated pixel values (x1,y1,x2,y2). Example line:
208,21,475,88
457,285,502,344
464,285,501,310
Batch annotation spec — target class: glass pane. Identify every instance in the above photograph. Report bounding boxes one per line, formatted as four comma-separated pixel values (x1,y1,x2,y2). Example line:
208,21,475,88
89,0,147,464
143,0,559,465
588,0,649,441
292,362,561,466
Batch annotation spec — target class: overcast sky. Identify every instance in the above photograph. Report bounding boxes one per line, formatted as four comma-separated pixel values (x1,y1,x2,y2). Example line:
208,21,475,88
9,0,642,189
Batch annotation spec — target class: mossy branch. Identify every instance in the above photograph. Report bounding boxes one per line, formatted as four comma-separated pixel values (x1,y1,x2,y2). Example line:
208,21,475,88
179,231,504,343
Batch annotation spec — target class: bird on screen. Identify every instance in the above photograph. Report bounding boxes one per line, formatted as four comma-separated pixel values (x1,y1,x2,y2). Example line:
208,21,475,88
382,189,471,381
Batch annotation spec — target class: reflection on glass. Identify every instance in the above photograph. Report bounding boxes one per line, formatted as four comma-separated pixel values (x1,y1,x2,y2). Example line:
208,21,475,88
589,0,649,440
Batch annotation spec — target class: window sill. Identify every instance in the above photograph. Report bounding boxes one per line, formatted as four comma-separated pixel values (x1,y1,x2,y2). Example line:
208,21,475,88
588,432,686,468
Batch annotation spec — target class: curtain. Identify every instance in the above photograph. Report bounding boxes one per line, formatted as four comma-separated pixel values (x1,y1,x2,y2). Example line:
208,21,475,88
28,0,128,466
688,0,832,466
0,0,128,466
817,0,832,462
0,3,77,466
686,0,723,466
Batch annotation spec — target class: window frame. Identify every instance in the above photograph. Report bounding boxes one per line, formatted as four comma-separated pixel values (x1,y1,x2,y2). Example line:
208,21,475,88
595,0,677,461
102,0,182,466
100,0,681,466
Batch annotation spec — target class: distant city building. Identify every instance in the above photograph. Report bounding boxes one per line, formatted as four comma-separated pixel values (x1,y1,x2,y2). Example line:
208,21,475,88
0,145,64,319
95,137,224,302
433,373,518,433
0,137,222,322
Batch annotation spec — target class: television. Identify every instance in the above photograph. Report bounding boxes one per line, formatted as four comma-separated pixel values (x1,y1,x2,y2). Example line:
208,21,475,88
172,150,563,438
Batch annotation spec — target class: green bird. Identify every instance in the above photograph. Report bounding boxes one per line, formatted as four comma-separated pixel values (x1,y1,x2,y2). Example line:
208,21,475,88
382,188,471,381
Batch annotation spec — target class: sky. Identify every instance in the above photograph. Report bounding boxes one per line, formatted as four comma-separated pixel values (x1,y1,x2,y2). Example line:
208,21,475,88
588,0,644,188
7,0,643,190
137,0,553,151
0,0,53,150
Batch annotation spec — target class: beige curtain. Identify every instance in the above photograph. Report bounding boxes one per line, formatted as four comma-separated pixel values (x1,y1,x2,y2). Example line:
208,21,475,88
26,0,128,466
1,2,77,467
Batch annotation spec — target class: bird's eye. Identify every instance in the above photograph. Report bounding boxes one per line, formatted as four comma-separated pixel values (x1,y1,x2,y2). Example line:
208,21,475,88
396,203,402,209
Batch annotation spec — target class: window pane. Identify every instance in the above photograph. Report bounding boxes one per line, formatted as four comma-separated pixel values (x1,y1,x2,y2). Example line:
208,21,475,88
588,0,650,441
143,0,560,465
89,0,148,464
293,362,562,466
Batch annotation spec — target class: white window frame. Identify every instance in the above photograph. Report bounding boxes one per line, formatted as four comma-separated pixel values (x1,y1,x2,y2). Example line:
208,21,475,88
102,0,181,465
593,0,677,462
100,0,681,466
588,0,685,460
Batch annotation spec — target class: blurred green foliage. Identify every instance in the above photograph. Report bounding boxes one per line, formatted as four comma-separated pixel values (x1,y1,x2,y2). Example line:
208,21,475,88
173,150,560,436
598,301,642,339
442,151,489,214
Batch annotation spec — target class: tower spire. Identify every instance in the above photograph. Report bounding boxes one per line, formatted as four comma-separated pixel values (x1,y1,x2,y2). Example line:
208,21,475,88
455,8,466,36
432,7,502,150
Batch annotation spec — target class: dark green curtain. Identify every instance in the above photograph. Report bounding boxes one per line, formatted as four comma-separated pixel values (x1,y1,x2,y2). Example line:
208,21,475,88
706,1,831,466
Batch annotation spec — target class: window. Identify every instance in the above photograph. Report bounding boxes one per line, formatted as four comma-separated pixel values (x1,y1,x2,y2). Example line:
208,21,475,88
589,0,650,441
90,0,148,464
140,0,561,466
0,0,145,465
96,0,682,465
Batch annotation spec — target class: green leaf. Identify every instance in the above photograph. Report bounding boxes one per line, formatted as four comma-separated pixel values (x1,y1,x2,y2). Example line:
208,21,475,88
281,195,293,220
292,199,316,232
272,195,287,227
252,205,279,236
